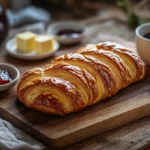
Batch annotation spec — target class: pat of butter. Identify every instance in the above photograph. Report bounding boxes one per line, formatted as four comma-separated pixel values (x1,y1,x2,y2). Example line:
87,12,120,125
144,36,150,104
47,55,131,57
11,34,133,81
16,32,37,52
35,35,54,54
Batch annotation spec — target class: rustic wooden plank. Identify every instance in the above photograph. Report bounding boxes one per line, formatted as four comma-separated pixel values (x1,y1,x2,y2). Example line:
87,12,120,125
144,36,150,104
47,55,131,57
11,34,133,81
1,78,150,148
65,115,150,150
0,35,150,148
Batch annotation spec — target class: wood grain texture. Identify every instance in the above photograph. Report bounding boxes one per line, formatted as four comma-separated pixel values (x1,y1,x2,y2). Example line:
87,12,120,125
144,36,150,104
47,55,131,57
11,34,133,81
65,115,150,150
0,34,149,148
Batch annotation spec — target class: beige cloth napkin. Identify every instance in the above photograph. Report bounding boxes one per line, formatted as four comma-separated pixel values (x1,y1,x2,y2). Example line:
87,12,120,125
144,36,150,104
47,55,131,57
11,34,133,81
0,118,46,150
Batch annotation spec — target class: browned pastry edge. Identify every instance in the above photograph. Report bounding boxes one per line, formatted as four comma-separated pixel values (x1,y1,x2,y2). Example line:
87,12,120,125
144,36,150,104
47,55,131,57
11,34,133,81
78,50,131,87
52,53,109,102
44,63,97,105
18,77,86,115
84,55,116,97
17,42,145,115
17,68,43,94
96,42,145,80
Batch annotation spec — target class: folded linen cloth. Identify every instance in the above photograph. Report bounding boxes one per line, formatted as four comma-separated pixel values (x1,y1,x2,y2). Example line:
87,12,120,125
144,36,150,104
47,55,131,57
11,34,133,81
0,118,46,150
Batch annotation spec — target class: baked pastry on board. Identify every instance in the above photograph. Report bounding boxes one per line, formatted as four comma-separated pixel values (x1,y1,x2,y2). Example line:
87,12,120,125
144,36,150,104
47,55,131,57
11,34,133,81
17,42,145,115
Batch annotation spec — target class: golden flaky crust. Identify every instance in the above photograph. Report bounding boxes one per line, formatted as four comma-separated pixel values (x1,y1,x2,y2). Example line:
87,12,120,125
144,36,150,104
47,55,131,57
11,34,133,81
17,42,145,115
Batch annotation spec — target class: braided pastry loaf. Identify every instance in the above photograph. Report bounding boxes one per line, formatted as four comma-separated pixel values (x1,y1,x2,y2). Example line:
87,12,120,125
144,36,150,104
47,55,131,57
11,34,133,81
17,42,145,115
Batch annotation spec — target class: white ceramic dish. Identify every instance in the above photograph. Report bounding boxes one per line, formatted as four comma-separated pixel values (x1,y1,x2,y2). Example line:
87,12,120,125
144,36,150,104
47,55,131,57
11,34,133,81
0,63,20,91
6,38,59,60
47,21,86,45
136,23,150,65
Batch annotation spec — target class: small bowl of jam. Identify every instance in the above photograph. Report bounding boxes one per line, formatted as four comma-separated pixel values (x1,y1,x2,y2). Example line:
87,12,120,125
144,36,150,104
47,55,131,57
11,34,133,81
47,21,86,45
0,63,20,91
136,23,150,65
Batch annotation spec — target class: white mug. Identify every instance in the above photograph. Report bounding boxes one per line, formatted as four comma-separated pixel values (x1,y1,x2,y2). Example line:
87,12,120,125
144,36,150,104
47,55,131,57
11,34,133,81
136,23,150,65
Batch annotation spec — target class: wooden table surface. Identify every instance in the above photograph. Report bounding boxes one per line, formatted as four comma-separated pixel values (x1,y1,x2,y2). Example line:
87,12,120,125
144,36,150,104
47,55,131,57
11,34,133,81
1,8,150,150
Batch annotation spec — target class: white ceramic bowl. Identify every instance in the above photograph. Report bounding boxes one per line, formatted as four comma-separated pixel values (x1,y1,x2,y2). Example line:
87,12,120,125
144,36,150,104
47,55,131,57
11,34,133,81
0,63,20,91
136,22,150,65
47,21,86,45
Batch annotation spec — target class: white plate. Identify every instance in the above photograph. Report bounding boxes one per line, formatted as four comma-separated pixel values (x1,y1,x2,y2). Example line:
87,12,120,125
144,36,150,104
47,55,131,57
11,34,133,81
6,38,59,60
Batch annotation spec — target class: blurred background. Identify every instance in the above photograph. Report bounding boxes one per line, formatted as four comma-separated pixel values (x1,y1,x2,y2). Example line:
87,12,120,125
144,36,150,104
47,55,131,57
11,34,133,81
0,0,149,26
0,0,149,45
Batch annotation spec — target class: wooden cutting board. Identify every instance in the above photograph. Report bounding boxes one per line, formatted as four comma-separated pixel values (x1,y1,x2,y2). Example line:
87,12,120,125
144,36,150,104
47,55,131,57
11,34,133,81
0,35,150,148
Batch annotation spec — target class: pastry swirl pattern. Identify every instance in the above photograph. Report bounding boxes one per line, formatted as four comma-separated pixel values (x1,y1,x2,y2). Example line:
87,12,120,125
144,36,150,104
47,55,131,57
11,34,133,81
17,42,145,115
